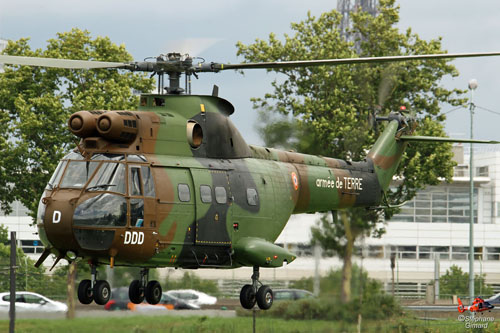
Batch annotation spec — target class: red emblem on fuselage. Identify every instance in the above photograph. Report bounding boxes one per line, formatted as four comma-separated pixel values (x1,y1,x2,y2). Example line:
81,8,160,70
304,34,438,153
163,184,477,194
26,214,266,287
291,172,299,190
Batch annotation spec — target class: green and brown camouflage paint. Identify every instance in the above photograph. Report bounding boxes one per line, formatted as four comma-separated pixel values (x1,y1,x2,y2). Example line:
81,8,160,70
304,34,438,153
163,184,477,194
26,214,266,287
37,94,412,271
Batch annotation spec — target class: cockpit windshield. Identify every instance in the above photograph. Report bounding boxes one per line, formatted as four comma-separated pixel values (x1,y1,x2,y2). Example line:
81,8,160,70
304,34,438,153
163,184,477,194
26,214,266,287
46,152,141,192
59,161,100,189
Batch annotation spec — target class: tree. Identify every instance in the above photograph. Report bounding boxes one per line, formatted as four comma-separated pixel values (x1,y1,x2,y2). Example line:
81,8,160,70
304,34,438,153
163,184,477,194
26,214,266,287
439,265,492,298
0,28,154,218
237,0,462,302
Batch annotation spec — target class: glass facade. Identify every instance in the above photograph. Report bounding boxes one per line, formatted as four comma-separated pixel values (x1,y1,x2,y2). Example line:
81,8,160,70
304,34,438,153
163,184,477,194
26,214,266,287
390,186,478,223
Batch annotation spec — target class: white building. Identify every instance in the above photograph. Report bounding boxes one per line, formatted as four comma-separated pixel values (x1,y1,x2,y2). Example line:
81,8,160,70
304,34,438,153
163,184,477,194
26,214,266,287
0,38,7,72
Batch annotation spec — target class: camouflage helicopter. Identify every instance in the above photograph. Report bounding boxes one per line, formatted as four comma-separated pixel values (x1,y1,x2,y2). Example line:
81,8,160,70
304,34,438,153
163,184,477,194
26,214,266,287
0,51,499,310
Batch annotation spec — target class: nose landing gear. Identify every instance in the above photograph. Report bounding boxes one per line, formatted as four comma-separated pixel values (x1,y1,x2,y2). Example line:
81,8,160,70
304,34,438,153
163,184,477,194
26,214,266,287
129,268,162,305
77,264,111,305
239,266,273,310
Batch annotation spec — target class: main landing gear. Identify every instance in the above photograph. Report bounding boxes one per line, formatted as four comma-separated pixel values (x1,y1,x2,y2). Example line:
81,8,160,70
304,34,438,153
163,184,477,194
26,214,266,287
240,265,273,310
129,268,162,305
77,264,111,305
77,265,162,306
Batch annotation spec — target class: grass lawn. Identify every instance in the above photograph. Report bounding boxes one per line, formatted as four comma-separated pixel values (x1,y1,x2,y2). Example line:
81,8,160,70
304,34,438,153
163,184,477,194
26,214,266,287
1,315,499,332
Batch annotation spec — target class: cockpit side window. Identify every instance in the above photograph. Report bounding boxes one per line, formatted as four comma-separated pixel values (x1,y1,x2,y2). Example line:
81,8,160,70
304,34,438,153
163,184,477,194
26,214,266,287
46,160,67,189
129,166,143,196
87,163,126,194
141,166,156,197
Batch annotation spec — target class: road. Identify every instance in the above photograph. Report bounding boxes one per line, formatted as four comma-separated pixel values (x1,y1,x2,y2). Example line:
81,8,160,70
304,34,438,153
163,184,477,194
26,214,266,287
0,309,236,320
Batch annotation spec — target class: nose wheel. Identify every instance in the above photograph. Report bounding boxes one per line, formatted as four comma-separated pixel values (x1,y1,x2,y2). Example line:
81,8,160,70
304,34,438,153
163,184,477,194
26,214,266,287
77,264,111,305
129,268,162,305
239,266,273,310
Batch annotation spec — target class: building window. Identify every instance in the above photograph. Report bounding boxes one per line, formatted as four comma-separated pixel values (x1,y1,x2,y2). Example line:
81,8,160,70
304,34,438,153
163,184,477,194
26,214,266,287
389,186,477,224
476,166,489,177
487,247,500,260
367,245,384,258
451,246,469,260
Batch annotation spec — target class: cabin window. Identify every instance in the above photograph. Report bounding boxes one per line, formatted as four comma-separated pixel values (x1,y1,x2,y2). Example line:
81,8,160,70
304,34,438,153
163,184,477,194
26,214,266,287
87,162,126,194
178,184,191,202
246,188,259,206
129,167,143,196
215,187,227,204
154,97,165,107
141,166,156,197
200,185,212,203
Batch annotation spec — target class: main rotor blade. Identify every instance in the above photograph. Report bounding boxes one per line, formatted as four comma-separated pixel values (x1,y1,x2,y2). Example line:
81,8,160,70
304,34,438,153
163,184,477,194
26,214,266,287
217,51,500,71
0,54,131,69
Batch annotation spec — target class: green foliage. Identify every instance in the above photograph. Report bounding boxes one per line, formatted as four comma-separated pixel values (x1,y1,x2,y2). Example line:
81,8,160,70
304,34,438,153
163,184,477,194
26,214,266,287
239,294,400,322
164,272,219,295
0,28,154,219
0,243,46,293
290,265,381,298
439,265,492,297
0,224,8,244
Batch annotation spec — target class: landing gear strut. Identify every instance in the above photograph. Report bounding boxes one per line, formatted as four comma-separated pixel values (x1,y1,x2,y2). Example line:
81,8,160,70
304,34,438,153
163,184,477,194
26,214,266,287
239,265,273,310
77,263,111,305
129,268,162,305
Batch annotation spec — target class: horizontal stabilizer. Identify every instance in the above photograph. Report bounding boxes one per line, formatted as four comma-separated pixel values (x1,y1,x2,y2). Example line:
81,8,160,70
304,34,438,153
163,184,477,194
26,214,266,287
399,135,500,144
233,237,296,268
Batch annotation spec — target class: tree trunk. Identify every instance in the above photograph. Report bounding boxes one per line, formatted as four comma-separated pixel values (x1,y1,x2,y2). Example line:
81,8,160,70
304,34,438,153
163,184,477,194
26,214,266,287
341,211,354,304
66,261,76,319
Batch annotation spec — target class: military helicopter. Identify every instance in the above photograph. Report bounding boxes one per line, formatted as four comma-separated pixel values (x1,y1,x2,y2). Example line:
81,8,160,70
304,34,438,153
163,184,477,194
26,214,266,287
1,51,500,310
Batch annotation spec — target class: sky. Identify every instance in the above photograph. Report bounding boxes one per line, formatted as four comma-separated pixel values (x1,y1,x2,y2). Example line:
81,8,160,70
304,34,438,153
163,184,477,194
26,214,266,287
1,0,500,146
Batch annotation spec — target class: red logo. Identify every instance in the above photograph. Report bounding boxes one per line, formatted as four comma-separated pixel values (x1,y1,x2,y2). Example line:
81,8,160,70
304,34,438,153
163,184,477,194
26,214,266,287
291,172,299,190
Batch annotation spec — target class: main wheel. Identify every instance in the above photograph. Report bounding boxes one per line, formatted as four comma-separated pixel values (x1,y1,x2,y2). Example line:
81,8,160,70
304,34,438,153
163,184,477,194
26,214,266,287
78,279,93,304
129,279,144,304
240,284,256,309
93,280,111,305
145,280,162,305
256,285,273,310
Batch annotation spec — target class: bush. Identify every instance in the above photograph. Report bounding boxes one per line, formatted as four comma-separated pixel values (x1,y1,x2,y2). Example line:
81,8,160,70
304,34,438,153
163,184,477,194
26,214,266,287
290,265,383,299
164,272,219,295
238,294,402,322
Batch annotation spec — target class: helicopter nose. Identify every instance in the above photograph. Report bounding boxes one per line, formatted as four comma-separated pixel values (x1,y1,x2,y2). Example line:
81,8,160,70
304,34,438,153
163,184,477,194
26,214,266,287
41,193,80,252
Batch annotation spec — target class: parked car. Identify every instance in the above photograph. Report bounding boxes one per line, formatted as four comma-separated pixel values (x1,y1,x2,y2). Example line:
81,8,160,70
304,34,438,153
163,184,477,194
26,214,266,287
165,289,217,307
104,287,199,310
272,289,314,301
0,292,68,312
160,292,199,310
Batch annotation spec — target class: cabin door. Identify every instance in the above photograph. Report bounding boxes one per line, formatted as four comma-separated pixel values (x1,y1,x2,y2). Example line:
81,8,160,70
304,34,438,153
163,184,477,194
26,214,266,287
191,168,232,246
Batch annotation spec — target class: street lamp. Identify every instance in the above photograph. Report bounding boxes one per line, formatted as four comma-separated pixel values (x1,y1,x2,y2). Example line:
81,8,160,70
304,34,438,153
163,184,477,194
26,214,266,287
468,78,478,304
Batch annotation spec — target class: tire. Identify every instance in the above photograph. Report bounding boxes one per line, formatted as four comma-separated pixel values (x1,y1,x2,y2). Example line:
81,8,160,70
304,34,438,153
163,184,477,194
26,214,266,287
145,280,162,305
77,279,93,304
239,284,256,309
256,285,273,310
93,280,111,305
129,279,144,304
